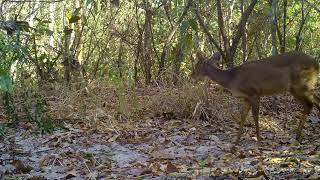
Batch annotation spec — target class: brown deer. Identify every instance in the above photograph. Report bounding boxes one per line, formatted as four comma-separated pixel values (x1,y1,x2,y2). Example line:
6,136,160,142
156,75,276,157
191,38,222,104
191,51,320,145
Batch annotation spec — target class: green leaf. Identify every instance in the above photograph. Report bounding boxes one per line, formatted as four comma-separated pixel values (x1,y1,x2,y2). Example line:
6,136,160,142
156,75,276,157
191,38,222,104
66,11,73,22
188,18,198,32
0,74,13,93
69,15,81,24
180,20,189,35
174,0,178,8
185,33,193,50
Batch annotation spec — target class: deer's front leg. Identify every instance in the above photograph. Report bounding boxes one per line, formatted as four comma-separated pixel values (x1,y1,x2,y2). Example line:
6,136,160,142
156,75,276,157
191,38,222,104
235,99,250,145
249,96,261,142
296,96,313,142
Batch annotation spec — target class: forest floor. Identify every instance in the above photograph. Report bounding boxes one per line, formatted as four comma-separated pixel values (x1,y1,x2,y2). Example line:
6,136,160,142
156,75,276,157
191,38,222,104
0,82,320,179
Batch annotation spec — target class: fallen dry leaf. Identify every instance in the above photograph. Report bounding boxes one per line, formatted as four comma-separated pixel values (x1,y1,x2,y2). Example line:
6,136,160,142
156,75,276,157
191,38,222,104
12,159,33,174
165,161,179,174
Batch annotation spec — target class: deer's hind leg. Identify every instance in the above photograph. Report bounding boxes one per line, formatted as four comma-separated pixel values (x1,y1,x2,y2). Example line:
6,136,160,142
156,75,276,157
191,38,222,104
249,95,261,143
291,90,314,142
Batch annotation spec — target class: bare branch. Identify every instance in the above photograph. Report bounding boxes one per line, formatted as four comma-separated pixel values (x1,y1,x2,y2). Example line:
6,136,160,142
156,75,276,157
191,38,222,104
230,0,257,57
157,0,192,77
193,1,224,57
216,0,229,53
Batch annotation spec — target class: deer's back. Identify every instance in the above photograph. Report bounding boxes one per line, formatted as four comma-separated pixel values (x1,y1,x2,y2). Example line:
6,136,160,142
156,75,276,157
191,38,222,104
229,51,319,96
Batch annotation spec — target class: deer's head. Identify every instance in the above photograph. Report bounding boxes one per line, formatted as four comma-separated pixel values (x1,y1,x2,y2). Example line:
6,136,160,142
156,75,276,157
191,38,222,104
191,51,221,81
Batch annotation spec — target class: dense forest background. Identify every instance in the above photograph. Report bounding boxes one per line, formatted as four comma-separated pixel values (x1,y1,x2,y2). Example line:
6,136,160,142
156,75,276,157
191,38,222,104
1,0,319,88
1,0,320,179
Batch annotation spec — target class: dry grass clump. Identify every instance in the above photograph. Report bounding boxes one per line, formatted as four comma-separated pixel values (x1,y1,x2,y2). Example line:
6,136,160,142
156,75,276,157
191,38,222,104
0,80,242,132
143,82,239,124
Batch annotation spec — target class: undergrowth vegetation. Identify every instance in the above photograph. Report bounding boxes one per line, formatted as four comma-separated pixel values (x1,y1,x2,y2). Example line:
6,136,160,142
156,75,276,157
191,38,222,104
1,77,318,141
0,80,239,132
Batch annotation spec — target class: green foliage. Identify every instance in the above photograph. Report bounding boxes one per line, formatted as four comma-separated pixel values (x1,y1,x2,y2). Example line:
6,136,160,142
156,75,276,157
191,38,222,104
116,80,129,115
3,92,18,126
0,33,25,126
180,20,189,35
25,20,61,82
197,158,207,176
188,18,198,32
34,96,55,133
0,72,13,93
34,18,54,35
24,91,55,133
1,0,320,87
0,32,26,72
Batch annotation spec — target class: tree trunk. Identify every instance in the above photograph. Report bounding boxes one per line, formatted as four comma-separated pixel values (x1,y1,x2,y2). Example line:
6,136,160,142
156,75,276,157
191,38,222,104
134,2,143,85
173,42,183,85
270,0,278,112
117,40,124,79
73,0,84,67
142,0,153,85
49,1,55,47
240,0,247,63
195,0,257,68
280,0,287,53
135,29,143,85
63,27,72,84
216,0,232,67
271,0,278,55
296,0,307,51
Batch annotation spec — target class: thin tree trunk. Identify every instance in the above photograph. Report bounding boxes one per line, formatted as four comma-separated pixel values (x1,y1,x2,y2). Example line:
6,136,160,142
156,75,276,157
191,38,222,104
271,0,278,112
173,42,183,85
49,1,55,47
271,0,278,55
229,0,257,65
216,0,232,67
63,27,72,84
63,1,73,84
142,0,153,85
280,0,287,53
117,40,124,79
135,30,143,85
29,0,39,27
196,0,257,68
255,34,262,59
134,2,143,85
73,0,84,65
296,0,307,51
240,0,247,63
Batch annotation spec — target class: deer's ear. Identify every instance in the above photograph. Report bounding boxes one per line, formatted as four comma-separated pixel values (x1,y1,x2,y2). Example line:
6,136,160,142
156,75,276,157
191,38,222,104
196,51,207,61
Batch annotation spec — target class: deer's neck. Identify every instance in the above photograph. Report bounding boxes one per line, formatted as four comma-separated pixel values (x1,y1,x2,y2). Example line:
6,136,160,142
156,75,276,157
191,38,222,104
203,64,234,88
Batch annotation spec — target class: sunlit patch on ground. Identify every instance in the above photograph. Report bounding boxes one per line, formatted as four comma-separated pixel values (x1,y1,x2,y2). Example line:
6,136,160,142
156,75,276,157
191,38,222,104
260,116,284,133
